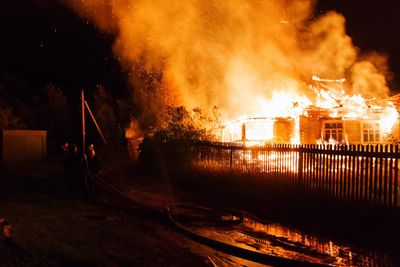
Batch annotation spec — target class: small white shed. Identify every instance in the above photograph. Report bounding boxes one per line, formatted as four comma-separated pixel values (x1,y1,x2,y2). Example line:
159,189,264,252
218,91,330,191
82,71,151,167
2,130,47,162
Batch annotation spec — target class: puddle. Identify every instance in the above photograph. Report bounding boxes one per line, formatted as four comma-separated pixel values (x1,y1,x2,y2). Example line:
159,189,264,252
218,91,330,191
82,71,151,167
171,205,396,266
237,218,395,266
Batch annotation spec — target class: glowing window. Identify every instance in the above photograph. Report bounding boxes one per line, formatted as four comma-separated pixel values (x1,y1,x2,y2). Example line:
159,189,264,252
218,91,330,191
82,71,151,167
362,122,381,143
323,122,343,142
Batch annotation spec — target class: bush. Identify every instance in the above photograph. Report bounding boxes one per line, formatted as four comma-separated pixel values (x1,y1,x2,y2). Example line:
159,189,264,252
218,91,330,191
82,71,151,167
138,106,215,169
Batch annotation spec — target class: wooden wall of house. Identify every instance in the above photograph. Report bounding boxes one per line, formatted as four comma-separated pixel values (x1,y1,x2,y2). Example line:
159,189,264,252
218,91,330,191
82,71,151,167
300,116,321,144
343,120,361,144
274,118,294,143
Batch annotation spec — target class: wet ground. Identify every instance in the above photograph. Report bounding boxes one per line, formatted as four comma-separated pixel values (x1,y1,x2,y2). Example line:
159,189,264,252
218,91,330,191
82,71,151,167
169,204,395,266
104,162,400,266
1,156,399,266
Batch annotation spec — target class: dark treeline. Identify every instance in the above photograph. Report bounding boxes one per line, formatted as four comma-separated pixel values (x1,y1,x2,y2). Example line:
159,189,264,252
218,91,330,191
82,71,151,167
0,80,136,154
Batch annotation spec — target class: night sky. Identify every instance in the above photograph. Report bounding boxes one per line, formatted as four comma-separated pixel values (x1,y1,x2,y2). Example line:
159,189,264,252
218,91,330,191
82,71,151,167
318,0,400,91
0,0,399,96
0,0,126,97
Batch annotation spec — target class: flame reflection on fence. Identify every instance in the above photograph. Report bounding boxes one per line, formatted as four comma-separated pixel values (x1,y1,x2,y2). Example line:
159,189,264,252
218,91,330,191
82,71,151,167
193,143,399,208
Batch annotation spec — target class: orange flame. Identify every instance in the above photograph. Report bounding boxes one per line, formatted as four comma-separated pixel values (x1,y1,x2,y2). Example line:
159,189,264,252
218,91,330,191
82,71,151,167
65,1,395,139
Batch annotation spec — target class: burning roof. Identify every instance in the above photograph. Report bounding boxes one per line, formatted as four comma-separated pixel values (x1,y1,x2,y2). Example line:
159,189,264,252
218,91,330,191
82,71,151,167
220,76,399,145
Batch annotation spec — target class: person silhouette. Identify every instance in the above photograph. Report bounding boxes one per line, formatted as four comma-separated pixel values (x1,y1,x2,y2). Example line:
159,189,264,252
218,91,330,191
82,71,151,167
87,144,101,174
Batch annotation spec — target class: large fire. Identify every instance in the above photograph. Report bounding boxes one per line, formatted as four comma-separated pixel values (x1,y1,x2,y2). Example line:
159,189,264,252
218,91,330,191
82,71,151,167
220,76,399,145
66,0,397,145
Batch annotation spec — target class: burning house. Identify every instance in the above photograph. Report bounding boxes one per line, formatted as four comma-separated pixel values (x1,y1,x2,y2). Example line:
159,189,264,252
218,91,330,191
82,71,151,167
220,76,400,145
67,1,399,148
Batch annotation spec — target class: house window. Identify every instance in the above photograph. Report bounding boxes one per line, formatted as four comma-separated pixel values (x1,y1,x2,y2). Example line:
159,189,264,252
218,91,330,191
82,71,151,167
362,122,381,143
324,122,343,142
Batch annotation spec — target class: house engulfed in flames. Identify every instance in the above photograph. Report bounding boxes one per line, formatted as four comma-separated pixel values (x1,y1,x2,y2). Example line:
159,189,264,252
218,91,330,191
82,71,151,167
219,77,400,146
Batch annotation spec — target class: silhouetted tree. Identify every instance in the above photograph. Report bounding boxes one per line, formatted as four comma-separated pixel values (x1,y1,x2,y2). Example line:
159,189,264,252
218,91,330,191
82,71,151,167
116,96,135,129
140,106,215,166
93,84,119,146
0,83,26,129
41,83,72,145
0,100,26,129
155,106,210,142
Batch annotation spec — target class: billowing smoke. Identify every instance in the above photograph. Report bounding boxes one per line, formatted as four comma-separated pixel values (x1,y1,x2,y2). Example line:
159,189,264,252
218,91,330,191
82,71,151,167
66,0,392,130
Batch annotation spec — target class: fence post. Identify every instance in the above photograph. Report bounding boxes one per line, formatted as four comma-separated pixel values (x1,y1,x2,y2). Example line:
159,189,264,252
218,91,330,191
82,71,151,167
395,145,399,207
389,144,394,207
383,144,389,206
230,148,233,169
369,145,375,204
298,145,303,186
359,145,365,202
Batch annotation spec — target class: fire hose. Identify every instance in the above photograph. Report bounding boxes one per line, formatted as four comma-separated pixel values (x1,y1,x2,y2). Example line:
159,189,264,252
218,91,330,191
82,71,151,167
94,167,329,267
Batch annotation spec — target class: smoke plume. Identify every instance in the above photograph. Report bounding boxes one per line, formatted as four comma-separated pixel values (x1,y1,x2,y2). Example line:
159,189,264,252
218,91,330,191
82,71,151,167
66,0,392,129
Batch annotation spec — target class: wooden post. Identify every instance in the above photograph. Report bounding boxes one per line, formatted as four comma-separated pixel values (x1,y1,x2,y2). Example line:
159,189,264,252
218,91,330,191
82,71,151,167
323,145,328,191
360,145,365,202
81,89,86,153
85,100,108,146
229,148,233,169
317,145,322,190
383,144,389,205
355,144,361,200
333,146,338,196
373,145,379,204
305,145,310,188
378,145,384,204
364,146,369,203
369,145,375,204
394,145,398,207
328,145,334,194
298,145,303,186
343,146,348,198
281,145,284,180
389,144,394,207
339,146,344,197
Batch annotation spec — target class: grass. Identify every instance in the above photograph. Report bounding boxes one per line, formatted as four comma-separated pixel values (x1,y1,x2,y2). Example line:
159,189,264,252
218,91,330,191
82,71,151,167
0,183,209,267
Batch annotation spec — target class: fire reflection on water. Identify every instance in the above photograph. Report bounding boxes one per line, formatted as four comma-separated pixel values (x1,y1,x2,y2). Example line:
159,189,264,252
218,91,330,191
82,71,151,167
240,218,394,266
182,212,395,266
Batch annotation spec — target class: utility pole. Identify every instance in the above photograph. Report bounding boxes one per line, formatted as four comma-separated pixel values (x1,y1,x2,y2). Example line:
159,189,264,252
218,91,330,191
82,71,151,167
85,100,108,146
81,89,86,153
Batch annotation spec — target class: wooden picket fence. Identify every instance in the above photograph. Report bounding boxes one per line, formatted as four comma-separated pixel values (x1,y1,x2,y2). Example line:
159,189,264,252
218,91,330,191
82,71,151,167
192,143,400,208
